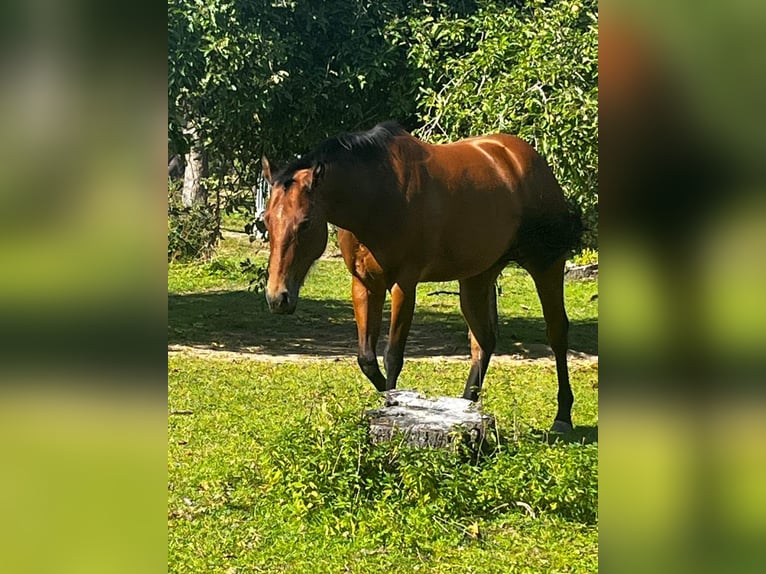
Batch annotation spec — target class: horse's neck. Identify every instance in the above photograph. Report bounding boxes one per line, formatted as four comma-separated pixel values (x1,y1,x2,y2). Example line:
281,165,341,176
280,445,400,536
321,170,404,247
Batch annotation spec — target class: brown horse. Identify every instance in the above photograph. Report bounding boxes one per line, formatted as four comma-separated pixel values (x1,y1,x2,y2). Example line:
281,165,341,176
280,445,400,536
262,122,582,432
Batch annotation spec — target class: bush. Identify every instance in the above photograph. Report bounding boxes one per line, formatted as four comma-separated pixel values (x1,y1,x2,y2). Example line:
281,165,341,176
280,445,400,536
572,247,598,266
167,187,220,262
396,0,598,248
238,257,269,293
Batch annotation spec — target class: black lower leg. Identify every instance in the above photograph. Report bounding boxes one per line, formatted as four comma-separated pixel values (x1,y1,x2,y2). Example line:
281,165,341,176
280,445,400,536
553,361,573,424
384,346,404,391
462,362,485,401
358,353,386,392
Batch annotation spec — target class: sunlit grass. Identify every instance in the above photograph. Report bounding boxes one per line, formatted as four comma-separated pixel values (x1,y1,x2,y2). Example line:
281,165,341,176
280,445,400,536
168,236,598,572
168,356,598,573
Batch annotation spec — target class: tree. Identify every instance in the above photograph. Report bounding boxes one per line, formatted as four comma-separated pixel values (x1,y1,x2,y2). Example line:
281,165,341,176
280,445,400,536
396,0,598,246
168,0,598,252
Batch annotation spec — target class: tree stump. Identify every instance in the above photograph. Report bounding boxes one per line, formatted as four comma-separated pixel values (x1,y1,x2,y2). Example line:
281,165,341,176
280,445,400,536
366,390,495,450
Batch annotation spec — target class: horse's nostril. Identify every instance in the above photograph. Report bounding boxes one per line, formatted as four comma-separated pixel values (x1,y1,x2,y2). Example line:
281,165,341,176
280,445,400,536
277,292,289,309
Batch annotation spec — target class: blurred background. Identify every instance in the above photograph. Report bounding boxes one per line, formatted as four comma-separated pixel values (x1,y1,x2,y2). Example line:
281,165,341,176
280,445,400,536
0,0,166,572
0,0,764,572
600,0,766,572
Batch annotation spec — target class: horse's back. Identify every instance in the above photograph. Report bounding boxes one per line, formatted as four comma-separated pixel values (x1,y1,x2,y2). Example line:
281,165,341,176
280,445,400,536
438,133,567,208
453,134,580,269
412,133,577,276
339,131,580,284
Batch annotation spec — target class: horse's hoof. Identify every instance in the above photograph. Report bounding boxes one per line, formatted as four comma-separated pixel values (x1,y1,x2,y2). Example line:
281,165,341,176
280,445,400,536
550,420,573,433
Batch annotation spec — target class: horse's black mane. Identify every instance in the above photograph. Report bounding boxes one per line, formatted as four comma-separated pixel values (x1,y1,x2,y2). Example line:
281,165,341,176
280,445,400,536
272,121,408,186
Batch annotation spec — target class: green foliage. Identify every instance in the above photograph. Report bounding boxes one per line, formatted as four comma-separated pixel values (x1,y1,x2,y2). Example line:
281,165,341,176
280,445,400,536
168,0,418,175
167,186,220,262
572,247,598,266
238,257,269,293
169,251,268,292
258,400,597,534
325,224,341,255
401,0,598,247
169,0,599,253
168,357,598,571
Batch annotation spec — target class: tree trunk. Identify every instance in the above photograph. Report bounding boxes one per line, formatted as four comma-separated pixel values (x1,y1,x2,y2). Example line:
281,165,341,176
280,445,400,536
168,154,184,180
366,390,495,450
181,123,207,207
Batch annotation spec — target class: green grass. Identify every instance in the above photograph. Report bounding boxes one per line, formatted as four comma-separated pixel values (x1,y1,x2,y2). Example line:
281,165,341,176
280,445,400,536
169,235,598,358
168,233,598,573
168,359,598,573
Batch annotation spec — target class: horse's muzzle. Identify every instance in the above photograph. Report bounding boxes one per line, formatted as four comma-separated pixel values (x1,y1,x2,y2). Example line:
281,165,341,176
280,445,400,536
266,290,296,314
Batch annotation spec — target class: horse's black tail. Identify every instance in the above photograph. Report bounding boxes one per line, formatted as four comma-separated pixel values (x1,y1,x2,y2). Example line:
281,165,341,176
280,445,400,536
559,198,585,256
508,199,585,271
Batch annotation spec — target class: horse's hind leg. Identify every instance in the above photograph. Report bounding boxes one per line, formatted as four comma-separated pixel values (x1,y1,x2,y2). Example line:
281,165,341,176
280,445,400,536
527,255,574,432
351,275,387,392
459,269,501,401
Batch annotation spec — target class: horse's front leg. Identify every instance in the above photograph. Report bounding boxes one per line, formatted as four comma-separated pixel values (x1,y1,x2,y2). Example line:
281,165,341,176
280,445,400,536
351,274,386,391
384,283,416,391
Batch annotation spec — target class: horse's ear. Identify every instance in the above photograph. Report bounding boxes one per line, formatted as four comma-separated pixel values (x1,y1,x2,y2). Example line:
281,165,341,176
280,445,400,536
261,156,272,184
312,162,324,189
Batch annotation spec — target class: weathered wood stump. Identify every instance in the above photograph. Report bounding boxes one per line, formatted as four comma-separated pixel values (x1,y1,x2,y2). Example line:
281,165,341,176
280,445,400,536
366,390,495,450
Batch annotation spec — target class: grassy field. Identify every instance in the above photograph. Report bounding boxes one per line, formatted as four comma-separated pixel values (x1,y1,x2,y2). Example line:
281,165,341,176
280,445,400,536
168,233,598,573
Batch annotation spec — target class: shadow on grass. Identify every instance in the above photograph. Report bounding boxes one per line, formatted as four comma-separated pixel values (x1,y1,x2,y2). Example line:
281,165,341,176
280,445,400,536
169,291,597,358
536,425,599,446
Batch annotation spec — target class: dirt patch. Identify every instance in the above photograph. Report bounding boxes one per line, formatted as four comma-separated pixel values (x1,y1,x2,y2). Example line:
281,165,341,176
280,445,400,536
169,291,597,360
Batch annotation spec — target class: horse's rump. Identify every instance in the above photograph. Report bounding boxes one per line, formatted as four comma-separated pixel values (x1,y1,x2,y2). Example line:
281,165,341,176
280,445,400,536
504,199,584,271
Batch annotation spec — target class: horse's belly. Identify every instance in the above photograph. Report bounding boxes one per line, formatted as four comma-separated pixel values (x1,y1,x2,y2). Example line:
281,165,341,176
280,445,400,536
418,251,504,282
415,212,517,281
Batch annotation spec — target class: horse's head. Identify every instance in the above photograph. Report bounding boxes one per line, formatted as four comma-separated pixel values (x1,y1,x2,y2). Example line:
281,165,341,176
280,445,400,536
262,156,328,314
